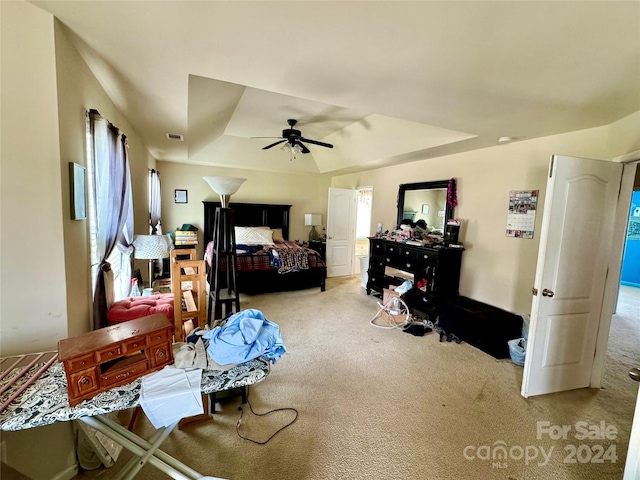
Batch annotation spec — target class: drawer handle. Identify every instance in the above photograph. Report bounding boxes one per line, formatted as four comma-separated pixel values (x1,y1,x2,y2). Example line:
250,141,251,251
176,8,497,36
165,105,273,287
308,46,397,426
132,343,139,348
81,360,86,365
405,251,410,256
80,377,90,385
115,370,135,380
108,352,114,356
406,263,412,268
157,351,166,358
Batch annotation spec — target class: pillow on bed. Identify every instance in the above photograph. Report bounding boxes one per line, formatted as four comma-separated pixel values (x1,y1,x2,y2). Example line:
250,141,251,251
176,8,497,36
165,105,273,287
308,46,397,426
252,226,284,242
271,228,284,242
235,226,274,245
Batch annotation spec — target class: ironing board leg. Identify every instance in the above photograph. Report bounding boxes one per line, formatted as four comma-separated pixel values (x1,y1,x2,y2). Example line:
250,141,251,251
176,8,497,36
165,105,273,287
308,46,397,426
78,415,225,480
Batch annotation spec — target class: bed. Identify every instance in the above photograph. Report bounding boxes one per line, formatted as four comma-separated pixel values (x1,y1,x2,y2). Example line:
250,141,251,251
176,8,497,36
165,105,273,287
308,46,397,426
203,202,326,294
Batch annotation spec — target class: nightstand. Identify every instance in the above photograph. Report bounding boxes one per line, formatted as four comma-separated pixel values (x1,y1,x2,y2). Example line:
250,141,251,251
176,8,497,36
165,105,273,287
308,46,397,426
308,240,326,260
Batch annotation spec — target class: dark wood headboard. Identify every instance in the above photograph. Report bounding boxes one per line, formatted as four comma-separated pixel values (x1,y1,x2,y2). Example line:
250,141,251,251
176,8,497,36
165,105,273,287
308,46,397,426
203,202,292,245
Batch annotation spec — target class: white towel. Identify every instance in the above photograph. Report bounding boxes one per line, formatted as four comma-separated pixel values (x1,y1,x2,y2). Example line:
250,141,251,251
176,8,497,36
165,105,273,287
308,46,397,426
139,366,203,428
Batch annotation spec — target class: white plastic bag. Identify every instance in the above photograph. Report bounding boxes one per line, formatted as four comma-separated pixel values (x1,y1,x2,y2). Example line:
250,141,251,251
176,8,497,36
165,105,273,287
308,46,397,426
508,338,526,366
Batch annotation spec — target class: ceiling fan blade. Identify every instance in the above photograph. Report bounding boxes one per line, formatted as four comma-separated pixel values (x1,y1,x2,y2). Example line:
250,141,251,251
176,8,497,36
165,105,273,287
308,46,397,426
294,140,311,154
300,137,333,149
262,139,287,150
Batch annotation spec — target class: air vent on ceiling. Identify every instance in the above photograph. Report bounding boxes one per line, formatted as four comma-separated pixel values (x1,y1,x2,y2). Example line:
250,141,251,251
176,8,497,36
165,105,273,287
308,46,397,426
166,133,184,141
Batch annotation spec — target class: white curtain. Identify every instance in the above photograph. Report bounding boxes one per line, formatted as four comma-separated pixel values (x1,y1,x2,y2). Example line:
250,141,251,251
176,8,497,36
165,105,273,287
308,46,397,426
148,169,166,277
149,169,162,234
86,110,134,329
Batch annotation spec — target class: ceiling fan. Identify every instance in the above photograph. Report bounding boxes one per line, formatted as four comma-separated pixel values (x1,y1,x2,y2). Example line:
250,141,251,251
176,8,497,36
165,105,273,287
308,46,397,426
255,119,333,157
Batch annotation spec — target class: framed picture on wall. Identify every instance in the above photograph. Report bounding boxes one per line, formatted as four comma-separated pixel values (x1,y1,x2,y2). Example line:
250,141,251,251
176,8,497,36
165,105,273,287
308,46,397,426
175,189,188,204
69,162,86,220
421,204,430,214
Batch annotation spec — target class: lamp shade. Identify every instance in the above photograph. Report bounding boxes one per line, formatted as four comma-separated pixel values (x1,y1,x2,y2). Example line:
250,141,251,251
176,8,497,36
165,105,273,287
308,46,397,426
305,214,322,226
133,234,172,260
203,176,246,208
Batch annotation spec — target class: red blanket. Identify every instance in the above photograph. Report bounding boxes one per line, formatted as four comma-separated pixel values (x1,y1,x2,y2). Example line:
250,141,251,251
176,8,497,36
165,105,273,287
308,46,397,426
205,240,324,273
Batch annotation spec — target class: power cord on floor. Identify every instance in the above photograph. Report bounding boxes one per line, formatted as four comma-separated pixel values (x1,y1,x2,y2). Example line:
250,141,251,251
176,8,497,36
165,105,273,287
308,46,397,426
235,388,298,445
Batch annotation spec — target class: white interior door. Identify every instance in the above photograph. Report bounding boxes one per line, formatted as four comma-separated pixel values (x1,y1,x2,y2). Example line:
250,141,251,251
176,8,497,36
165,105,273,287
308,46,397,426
326,187,356,277
521,155,623,398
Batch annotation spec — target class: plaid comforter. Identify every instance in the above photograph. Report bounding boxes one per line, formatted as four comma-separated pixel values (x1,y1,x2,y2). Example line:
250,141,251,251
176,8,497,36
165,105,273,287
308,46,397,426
205,240,324,274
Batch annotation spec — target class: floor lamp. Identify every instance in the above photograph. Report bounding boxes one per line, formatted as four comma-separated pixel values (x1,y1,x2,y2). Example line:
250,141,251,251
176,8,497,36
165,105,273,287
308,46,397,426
203,176,246,324
133,234,172,289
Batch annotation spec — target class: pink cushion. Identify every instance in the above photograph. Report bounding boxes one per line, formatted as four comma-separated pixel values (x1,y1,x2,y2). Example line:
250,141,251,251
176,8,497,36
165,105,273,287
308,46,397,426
107,294,174,325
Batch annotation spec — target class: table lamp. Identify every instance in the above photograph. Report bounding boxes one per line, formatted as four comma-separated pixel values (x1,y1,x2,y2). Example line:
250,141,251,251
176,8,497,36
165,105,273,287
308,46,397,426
305,214,322,241
133,234,172,286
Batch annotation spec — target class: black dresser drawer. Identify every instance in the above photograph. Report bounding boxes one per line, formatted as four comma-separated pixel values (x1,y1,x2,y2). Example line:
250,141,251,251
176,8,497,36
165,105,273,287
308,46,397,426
371,241,385,254
399,247,417,260
370,254,384,271
386,255,416,272
416,249,439,264
367,271,387,289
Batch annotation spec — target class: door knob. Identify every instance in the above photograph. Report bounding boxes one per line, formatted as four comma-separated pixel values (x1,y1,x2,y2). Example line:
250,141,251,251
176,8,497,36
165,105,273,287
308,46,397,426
542,289,555,297
630,368,640,382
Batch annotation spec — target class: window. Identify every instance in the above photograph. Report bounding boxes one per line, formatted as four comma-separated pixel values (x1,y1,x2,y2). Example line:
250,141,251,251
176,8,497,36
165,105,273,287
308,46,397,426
86,110,134,328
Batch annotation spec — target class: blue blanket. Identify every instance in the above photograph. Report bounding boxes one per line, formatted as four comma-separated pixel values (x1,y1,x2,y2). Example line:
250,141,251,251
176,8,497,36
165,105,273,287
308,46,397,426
202,309,286,365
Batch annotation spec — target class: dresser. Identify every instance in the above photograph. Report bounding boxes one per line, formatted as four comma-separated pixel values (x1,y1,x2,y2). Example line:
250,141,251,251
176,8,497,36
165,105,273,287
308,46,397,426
58,314,174,406
366,238,463,317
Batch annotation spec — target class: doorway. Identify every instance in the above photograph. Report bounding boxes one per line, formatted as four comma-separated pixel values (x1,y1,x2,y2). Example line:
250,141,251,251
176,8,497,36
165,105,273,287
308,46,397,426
605,164,640,397
354,187,373,279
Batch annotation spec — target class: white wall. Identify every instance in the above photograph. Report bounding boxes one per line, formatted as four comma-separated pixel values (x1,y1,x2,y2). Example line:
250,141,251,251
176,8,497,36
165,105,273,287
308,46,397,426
1,1,68,355
331,120,638,314
157,161,331,263
0,3,77,479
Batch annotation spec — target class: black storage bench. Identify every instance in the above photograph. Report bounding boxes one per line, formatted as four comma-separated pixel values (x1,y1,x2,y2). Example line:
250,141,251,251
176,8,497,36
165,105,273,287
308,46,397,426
438,296,523,359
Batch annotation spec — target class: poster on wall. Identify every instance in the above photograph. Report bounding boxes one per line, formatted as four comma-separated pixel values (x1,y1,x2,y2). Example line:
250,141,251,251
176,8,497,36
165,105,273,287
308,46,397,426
506,190,538,239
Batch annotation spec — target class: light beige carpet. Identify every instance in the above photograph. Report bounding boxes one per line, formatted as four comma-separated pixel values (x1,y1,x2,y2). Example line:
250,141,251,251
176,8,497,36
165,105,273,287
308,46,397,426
76,278,639,480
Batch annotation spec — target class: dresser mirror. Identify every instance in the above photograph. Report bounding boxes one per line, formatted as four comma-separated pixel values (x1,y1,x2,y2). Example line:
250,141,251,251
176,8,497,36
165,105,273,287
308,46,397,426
397,180,453,235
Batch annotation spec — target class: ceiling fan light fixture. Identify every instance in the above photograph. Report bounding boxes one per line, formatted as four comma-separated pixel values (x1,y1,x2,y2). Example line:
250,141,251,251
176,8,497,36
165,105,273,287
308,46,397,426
281,142,302,160
259,119,333,157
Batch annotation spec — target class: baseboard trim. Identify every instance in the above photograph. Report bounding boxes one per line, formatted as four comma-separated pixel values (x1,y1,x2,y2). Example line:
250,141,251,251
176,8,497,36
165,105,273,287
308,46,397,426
50,463,78,480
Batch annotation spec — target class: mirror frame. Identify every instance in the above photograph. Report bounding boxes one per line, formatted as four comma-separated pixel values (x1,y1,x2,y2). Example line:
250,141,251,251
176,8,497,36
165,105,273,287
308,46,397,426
397,180,453,232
